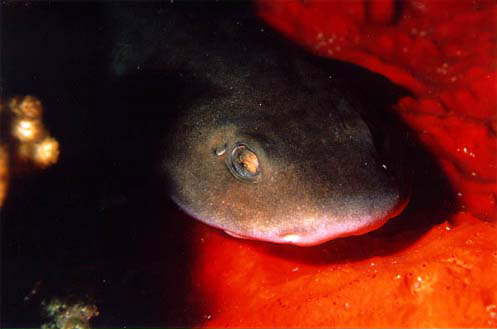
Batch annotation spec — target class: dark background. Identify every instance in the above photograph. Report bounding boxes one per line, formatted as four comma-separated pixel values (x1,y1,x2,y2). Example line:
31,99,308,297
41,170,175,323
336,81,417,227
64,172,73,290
1,2,198,326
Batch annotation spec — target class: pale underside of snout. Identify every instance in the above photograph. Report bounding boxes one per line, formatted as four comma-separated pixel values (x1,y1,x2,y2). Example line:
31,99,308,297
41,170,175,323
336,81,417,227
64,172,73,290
173,181,409,246
222,193,409,246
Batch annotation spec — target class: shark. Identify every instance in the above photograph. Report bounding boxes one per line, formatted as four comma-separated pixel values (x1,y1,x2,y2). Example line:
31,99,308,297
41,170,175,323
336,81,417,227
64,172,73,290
107,2,410,246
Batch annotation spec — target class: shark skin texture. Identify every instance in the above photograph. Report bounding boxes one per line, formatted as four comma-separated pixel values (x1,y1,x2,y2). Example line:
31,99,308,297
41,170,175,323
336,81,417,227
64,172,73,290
185,1,497,327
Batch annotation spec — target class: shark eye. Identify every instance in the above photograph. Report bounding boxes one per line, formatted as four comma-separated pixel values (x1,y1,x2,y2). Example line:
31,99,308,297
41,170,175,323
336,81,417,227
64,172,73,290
227,143,261,183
